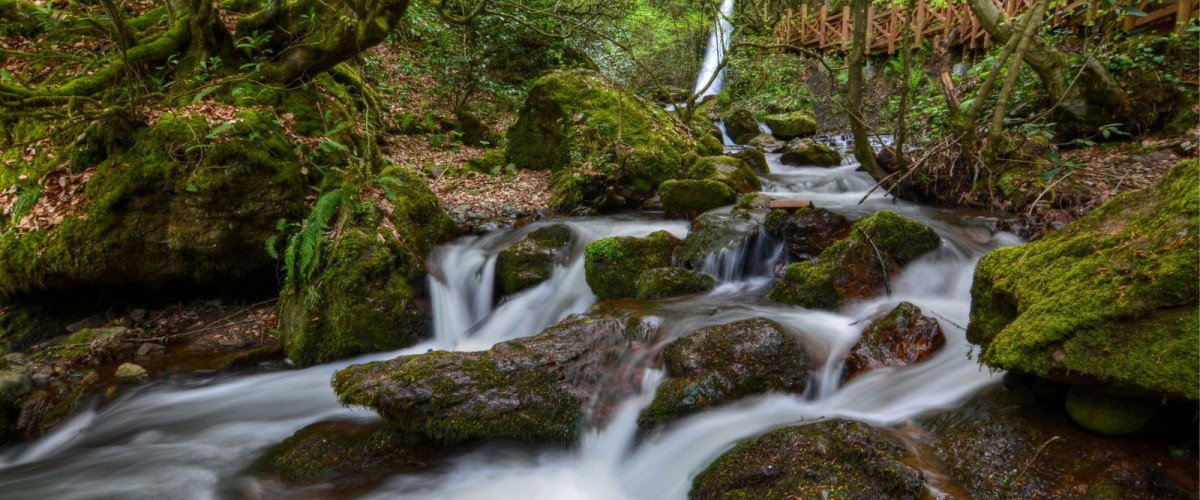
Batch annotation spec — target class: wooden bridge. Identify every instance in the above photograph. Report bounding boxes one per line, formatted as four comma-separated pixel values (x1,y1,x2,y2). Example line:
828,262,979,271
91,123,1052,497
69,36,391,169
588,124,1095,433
774,0,1199,54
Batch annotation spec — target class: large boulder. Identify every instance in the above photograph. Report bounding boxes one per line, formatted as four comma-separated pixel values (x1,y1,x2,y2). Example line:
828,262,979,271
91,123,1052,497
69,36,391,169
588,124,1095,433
496,224,575,295
658,180,737,219
842,302,945,382
584,231,681,300
333,314,649,443
780,139,841,166
763,111,817,139
640,318,812,428
673,212,763,270
769,211,940,309
764,207,851,261
730,148,769,174
748,133,785,153
277,169,458,367
505,69,702,210
691,420,927,500
722,108,760,145
635,268,715,300
686,156,762,194
968,160,1199,402
921,382,1194,499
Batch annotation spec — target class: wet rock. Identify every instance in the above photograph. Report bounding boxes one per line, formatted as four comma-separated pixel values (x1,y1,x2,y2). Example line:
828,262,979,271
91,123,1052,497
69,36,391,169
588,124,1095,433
635,268,716,300
780,138,841,166
135,342,167,360
673,212,763,270
249,418,442,493
691,420,926,500
730,148,768,175
722,108,760,145
922,384,1193,499
0,371,32,406
584,231,681,300
658,180,737,220
968,161,1199,402
114,363,148,382
733,193,773,213
128,309,148,323
333,314,649,443
3,353,27,368
843,302,945,382
505,69,701,211
764,207,851,261
763,111,817,139
1065,385,1159,436
495,224,575,295
768,211,940,309
748,133,785,153
640,318,812,428
686,156,761,194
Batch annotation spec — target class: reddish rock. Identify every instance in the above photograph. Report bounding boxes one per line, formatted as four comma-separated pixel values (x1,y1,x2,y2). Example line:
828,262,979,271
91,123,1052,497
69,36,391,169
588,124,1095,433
843,302,945,382
764,207,852,261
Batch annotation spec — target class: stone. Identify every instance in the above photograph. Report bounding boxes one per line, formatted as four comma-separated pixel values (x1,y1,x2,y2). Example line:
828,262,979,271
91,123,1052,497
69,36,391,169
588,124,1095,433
114,363,148,382
843,302,945,382
1065,385,1159,435
722,108,760,145
135,342,167,359
764,207,851,261
658,180,737,220
673,212,763,270
730,148,769,174
635,268,716,300
686,156,762,194
747,133,785,153
584,231,680,300
0,370,33,406
495,224,575,295
691,420,926,500
780,139,841,166
640,318,812,428
763,111,818,139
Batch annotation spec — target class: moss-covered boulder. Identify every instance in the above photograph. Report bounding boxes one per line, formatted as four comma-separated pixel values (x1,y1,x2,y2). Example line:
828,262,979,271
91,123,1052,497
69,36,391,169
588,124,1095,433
640,318,812,428
922,382,1193,499
505,69,702,210
748,133,785,153
658,180,737,219
635,268,715,300
722,108,760,145
496,224,575,295
333,314,649,443
584,231,681,300
673,212,763,270
277,169,458,367
1065,385,1159,436
691,420,926,500
731,148,769,174
843,302,945,382
768,211,940,309
967,160,1199,402
780,139,841,166
686,156,762,194
764,207,851,261
733,193,773,213
763,111,817,139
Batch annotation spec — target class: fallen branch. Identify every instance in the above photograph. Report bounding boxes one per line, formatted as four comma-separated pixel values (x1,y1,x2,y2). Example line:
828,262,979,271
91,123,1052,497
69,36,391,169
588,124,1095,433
857,227,892,298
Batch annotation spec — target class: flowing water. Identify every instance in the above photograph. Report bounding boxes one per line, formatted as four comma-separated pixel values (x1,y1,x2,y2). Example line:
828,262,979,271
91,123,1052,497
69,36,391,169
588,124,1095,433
692,0,736,98
0,146,1019,499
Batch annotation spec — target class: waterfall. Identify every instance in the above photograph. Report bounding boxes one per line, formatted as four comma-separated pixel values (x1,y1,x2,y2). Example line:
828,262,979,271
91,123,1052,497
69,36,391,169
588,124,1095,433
692,0,736,98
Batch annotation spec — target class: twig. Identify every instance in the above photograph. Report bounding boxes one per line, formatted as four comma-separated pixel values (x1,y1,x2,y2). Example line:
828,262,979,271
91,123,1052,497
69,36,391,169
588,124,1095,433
857,227,892,298
1013,435,1062,483
1024,170,1073,218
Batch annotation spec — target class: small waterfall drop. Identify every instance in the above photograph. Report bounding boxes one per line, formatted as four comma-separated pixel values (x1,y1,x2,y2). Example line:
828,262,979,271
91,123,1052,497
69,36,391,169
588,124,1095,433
692,0,736,98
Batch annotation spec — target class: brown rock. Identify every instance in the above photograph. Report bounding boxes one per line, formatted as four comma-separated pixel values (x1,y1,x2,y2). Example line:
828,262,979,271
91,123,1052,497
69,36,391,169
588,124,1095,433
843,302,944,382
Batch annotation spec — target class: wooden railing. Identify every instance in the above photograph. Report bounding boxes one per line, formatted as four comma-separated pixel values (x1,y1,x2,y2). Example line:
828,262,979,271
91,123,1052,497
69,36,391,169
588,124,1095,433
774,0,1199,54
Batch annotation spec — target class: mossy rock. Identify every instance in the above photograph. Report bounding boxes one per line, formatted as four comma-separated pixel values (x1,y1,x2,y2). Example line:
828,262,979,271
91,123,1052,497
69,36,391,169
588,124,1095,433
722,108,760,145
504,69,701,210
1065,385,1159,436
763,111,817,139
495,224,575,295
768,211,940,309
967,160,1199,401
465,148,509,175
640,318,812,428
635,268,715,300
277,169,458,367
584,231,680,300
780,139,841,166
731,148,769,174
733,193,773,213
333,314,647,443
922,383,1191,499
690,420,926,500
748,133,785,153
658,180,737,220
764,207,851,261
843,302,945,382
686,156,762,194
673,212,763,270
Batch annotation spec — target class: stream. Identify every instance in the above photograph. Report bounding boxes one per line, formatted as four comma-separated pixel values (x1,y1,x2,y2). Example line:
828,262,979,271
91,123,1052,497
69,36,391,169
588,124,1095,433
0,148,1020,499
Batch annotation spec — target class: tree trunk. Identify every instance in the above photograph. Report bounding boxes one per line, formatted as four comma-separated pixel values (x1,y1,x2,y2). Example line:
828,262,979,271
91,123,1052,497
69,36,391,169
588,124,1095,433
964,0,1127,129
848,0,883,179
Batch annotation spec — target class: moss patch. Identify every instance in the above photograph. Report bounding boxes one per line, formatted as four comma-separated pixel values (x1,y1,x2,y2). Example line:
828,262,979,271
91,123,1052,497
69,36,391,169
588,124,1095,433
763,111,817,139
635,267,715,300
658,180,737,219
495,224,575,295
584,231,680,300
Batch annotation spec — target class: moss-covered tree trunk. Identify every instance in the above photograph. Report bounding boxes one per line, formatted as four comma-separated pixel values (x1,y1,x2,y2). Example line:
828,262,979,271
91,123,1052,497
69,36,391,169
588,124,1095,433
848,0,883,180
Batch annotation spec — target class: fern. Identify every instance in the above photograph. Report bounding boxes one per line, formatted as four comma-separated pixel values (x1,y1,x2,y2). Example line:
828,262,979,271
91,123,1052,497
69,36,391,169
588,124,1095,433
282,188,345,290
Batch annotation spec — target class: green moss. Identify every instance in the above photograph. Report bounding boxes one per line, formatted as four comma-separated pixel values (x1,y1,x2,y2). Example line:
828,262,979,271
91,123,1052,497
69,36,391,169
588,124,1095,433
635,267,715,300
584,230,680,300
766,259,839,309
658,180,737,219
731,148,769,174
1065,385,1159,435
495,224,575,295
466,148,510,174
251,419,425,487
686,156,762,193
763,111,817,139
845,210,941,264
968,161,1200,401
780,140,841,166
505,69,702,210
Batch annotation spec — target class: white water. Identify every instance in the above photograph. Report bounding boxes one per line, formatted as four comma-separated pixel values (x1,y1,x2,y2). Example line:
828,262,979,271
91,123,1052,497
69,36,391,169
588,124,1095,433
692,0,736,98
0,142,1017,498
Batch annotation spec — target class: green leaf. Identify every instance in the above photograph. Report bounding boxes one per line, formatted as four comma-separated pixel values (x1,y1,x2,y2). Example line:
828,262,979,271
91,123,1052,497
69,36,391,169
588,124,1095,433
1042,167,1063,180
192,85,221,103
